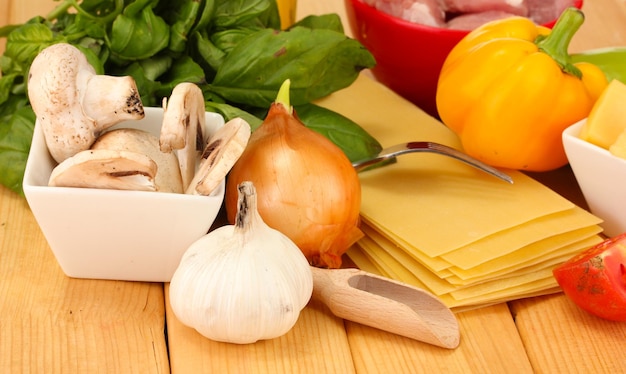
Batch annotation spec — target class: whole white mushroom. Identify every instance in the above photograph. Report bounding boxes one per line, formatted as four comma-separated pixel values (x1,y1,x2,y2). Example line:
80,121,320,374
27,43,145,163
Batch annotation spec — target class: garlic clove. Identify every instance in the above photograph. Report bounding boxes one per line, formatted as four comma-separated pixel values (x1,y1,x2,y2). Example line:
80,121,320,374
48,149,157,191
92,128,184,193
186,117,251,196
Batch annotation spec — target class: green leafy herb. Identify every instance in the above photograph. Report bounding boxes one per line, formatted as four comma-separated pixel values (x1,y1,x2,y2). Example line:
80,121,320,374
0,0,379,195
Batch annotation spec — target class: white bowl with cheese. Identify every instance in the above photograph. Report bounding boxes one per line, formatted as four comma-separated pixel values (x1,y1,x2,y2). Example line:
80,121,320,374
563,119,626,237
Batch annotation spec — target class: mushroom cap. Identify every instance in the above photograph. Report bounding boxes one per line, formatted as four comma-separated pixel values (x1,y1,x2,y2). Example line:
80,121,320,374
48,149,157,191
28,43,97,163
92,128,184,193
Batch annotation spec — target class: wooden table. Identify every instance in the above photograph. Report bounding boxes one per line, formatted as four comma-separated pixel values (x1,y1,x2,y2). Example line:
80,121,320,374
2,0,626,372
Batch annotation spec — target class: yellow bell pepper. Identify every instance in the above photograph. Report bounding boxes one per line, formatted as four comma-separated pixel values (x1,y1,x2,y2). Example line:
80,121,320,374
277,0,297,29
436,8,608,172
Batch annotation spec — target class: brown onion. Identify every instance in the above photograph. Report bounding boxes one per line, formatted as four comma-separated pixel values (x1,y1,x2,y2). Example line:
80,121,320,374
225,80,363,268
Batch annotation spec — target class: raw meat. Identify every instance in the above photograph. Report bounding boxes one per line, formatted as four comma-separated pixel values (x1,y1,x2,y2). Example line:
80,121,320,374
447,10,519,30
527,0,577,24
363,0,576,30
442,0,529,17
363,0,446,27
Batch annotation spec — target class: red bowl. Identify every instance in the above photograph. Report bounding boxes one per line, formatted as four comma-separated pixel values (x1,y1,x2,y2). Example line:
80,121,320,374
344,0,583,118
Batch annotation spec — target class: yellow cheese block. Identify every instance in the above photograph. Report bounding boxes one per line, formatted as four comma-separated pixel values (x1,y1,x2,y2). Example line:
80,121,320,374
579,79,626,149
609,127,626,158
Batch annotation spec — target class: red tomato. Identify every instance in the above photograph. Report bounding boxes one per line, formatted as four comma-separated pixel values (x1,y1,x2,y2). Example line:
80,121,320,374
553,233,626,321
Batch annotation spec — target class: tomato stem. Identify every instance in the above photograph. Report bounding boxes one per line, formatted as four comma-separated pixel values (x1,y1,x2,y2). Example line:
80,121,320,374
536,7,584,79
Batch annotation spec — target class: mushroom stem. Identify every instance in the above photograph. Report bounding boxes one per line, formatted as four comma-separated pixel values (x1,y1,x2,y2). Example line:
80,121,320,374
82,75,144,130
160,83,206,190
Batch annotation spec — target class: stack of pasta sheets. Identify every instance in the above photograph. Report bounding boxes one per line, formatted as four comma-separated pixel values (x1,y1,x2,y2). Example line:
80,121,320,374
346,164,603,311
316,74,605,312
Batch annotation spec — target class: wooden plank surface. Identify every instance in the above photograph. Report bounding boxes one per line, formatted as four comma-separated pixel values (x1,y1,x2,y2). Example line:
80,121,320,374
2,0,626,373
0,186,169,373
166,289,357,373
511,295,626,373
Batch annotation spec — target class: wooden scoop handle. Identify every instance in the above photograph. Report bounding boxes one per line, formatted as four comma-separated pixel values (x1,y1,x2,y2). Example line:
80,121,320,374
310,267,460,349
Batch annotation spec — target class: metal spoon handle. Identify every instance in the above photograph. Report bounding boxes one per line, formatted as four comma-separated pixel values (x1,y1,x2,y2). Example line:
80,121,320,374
353,141,513,184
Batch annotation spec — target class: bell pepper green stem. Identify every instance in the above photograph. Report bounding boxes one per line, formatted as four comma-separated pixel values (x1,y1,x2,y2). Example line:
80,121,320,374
275,79,293,115
536,7,584,79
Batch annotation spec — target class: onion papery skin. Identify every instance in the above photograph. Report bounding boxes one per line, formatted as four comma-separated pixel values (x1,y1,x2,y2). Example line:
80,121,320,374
225,103,363,268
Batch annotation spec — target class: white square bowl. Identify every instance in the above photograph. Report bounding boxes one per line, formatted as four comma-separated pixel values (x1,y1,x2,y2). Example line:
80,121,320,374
23,107,226,282
563,119,626,237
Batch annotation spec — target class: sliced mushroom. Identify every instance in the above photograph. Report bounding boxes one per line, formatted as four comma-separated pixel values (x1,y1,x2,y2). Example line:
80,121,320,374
48,149,157,191
92,128,184,193
187,117,251,196
27,43,145,163
160,82,205,191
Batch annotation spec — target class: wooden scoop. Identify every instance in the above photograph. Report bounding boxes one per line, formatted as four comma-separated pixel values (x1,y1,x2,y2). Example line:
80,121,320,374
311,267,460,349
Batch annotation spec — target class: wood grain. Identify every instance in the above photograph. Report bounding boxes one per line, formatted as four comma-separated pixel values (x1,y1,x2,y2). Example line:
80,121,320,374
2,0,626,373
345,304,534,374
165,287,356,374
511,294,626,373
0,186,169,373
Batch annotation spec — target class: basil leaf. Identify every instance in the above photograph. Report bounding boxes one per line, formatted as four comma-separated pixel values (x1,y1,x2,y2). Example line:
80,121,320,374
190,0,217,35
0,102,35,195
108,0,170,61
294,103,382,162
5,22,57,66
163,0,203,53
210,28,258,54
159,56,205,87
205,101,263,129
213,0,277,29
209,27,376,107
138,54,173,81
191,31,225,73
291,14,344,32
0,74,17,105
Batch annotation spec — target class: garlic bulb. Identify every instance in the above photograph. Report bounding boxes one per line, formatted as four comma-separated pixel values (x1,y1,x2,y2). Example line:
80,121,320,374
169,181,313,344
